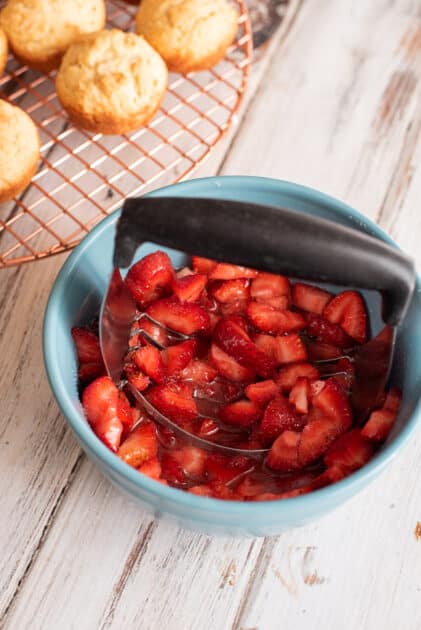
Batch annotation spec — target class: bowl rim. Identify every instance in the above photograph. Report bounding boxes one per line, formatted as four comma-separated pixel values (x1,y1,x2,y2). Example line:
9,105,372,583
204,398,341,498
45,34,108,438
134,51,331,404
43,175,421,516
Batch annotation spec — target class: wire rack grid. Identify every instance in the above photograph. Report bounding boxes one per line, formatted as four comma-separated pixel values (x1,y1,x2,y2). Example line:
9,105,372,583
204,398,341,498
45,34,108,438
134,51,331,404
0,0,253,268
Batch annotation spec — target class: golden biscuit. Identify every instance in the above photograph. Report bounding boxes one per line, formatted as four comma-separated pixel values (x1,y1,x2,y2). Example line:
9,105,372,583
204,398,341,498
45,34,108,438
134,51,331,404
0,100,40,203
136,0,238,73
56,29,168,135
0,28,7,77
0,0,106,72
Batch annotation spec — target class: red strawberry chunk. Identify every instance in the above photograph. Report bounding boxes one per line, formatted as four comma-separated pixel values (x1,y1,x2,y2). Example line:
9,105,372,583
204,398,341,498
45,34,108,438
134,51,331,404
211,278,250,303
323,290,367,344
192,256,217,274
250,272,290,301
253,333,277,360
172,446,208,478
138,456,162,480
219,300,248,317
213,316,276,378
311,378,353,434
297,418,341,467
147,385,198,425
125,364,150,392
180,358,218,384
277,363,320,392
72,327,103,364
118,420,158,467
125,251,174,307
134,344,165,383
82,376,123,452
209,343,255,382
289,377,310,414
146,297,210,335
198,418,219,437
245,380,278,405
171,273,207,303
306,313,352,348
324,429,374,472
292,282,332,314
161,340,197,376
78,362,105,382
246,302,306,334
219,399,262,428
274,334,308,364
117,391,135,435
188,485,214,497
361,387,401,442
266,431,301,471
260,395,305,443
261,296,289,310
209,262,258,280
137,318,168,347
206,453,254,484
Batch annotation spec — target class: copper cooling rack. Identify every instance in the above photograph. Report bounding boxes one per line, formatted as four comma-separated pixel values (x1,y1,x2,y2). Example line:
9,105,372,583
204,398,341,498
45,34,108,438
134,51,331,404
0,0,252,268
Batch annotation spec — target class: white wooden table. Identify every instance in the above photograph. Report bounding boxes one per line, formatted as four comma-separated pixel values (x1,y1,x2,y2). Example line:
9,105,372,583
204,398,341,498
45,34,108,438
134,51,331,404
2,2,421,628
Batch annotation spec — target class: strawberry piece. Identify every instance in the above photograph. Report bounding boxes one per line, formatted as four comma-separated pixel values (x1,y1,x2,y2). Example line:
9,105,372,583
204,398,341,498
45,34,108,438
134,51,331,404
72,327,103,364
250,272,290,301
219,399,262,428
78,362,105,382
176,266,194,279
331,357,354,391
289,377,310,414
361,387,401,442
291,283,332,314
260,395,305,443
117,391,135,435
277,363,320,392
146,297,210,335
305,339,343,361
209,343,255,382
125,364,150,391
311,378,353,434
172,446,207,478
211,278,250,303
198,418,219,437
245,380,278,405
253,333,277,360
323,290,367,344
147,385,198,424
209,262,258,280
266,430,301,471
274,334,308,364
118,420,158,467
209,481,243,500
213,316,276,378
306,313,352,347
261,296,289,311
160,454,189,487
161,340,197,376
133,344,165,383
125,251,174,306
171,273,207,303
297,418,340,467
206,453,254,484
192,256,217,274
82,376,123,452
137,318,168,347
246,302,306,334
180,358,218,384
219,300,248,317
324,429,374,472
188,485,214,497
138,456,162,480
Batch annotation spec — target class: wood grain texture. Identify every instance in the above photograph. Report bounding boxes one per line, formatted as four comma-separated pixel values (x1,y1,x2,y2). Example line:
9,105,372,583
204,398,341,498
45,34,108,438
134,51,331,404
2,1,421,629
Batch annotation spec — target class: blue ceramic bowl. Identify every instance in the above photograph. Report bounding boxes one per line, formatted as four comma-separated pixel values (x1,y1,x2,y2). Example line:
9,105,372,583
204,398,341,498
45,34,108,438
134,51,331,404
43,176,421,537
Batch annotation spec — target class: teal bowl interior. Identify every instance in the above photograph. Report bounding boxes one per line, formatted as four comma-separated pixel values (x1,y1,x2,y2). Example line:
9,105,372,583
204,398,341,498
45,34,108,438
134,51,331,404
43,176,421,537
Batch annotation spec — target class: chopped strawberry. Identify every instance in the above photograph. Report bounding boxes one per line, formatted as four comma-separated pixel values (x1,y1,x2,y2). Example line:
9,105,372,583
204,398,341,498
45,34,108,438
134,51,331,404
146,297,210,335
137,318,168,347
277,362,320,392
274,333,308,364
125,251,174,306
209,481,242,500
133,344,165,383
211,278,250,303
261,296,289,310
305,313,352,347
246,302,306,334
253,333,277,360
305,339,343,361
188,485,214,497
311,378,353,434
198,418,219,437
209,343,256,382
260,395,305,442
323,290,367,344
160,454,190,486
172,445,207,478
118,420,158,467
245,380,278,405
297,418,340,467
324,429,374,472
176,266,194,279
171,273,207,303
72,327,103,364
192,256,217,274
250,272,290,301
147,385,198,425
330,357,354,391
289,377,310,414
361,387,401,442
213,316,276,378
82,376,123,452
208,262,258,280
138,456,162,480
78,362,105,382
180,358,218,384
219,399,262,428
125,364,150,391
219,300,248,317
266,430,301,471
291,283,332,314
206,453,254,484
236,474,268,498
117,391,135,435
161,340,197,376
